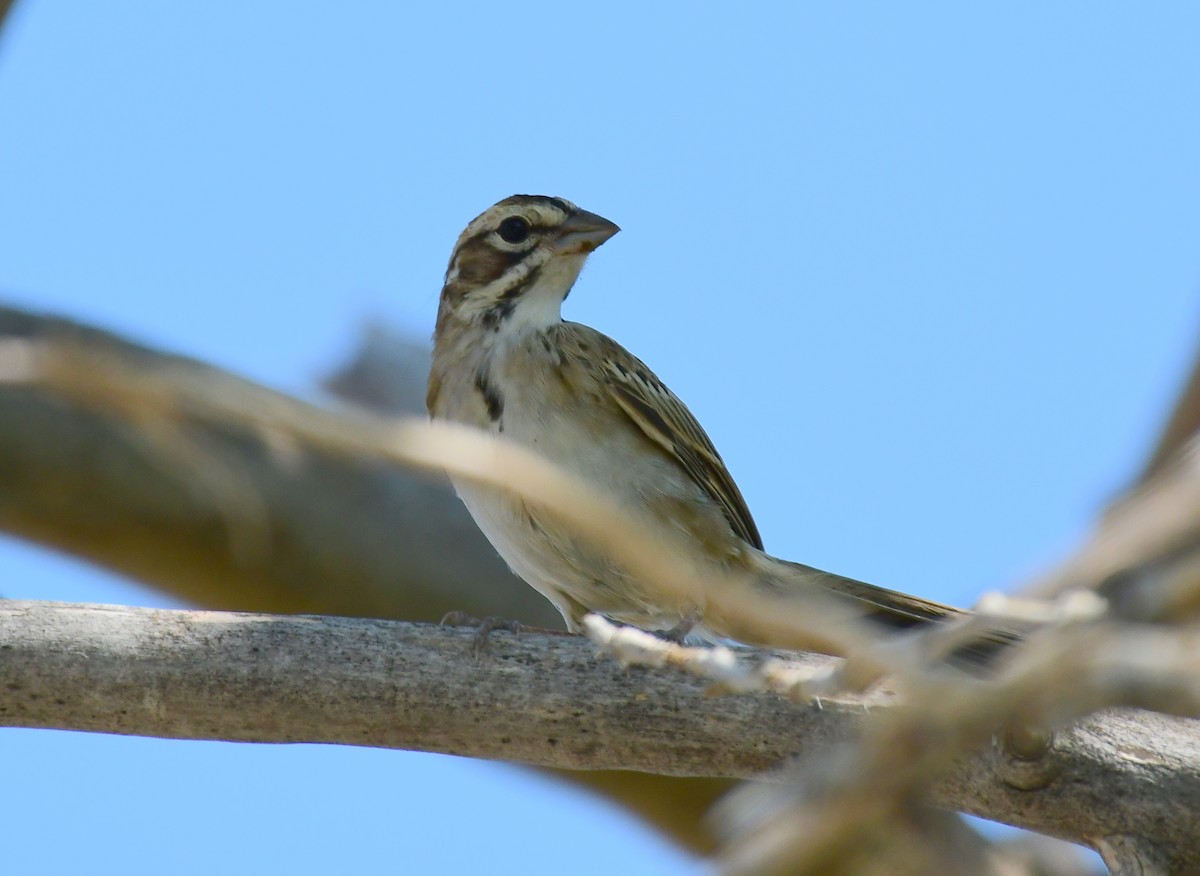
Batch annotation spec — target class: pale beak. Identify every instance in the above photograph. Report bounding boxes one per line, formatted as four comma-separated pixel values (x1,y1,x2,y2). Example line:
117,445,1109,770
555,209,621,255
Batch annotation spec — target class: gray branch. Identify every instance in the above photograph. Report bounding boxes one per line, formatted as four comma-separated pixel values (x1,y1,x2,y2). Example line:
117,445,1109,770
2,599,1197,868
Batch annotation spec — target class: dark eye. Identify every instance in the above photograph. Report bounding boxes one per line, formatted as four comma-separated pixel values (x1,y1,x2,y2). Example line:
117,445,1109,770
497,216,531,244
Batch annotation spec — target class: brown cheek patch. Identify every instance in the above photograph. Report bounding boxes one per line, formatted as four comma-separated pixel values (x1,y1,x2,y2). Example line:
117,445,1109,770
457,245,508,287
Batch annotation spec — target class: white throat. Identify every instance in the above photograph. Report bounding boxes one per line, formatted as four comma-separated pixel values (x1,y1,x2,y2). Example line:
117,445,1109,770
502,252,586,333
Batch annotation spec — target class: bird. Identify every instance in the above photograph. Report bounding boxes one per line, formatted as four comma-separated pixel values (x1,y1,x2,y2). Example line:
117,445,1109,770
427,194,972,652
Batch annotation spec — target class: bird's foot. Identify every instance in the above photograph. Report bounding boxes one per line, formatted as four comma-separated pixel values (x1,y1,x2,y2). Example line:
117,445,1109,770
655,611,702,645
440,611,524,656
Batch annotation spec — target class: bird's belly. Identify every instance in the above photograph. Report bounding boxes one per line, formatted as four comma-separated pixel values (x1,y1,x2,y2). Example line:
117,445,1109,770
452,476,680,629
449,415,699,633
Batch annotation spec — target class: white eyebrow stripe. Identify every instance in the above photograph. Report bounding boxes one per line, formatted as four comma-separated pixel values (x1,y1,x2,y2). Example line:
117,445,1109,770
454,197,575,247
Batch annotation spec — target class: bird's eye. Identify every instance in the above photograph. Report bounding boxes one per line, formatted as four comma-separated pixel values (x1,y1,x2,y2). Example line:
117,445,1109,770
497,216,531,244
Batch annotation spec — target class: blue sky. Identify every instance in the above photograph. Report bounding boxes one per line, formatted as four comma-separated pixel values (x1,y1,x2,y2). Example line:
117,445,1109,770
1,3,1198,873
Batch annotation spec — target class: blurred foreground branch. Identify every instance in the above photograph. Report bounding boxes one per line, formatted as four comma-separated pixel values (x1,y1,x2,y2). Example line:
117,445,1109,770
0,307,551,622
0,306,726,853
0,0,18,47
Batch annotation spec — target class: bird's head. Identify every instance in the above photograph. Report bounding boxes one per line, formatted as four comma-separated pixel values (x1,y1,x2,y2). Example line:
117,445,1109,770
437,195,620,334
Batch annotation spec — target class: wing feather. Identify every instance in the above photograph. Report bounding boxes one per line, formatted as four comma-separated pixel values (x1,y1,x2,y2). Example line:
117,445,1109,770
593,342,765,550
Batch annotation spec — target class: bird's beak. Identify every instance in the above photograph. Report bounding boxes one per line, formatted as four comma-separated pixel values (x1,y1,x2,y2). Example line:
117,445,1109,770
555,209,621,255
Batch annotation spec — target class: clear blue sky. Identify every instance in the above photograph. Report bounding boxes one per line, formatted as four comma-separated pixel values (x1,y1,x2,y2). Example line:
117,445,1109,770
2,3,1198,873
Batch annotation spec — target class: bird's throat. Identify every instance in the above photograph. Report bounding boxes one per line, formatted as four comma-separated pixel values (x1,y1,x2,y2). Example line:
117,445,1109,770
481,253,585,335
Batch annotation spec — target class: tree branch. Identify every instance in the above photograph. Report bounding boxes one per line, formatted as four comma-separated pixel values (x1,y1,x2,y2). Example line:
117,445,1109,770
3,598,1198,865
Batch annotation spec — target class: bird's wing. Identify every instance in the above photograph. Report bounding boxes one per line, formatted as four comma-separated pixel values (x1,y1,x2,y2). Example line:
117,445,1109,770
584,331,764,550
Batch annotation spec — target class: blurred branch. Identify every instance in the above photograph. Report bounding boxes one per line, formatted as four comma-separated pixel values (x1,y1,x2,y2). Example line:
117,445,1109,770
0,305,729,854
0,309,904,662
1136,329,1200,487
0,307,554,623
0,0,18,45
1023,337,1200,623
2,598,1198,866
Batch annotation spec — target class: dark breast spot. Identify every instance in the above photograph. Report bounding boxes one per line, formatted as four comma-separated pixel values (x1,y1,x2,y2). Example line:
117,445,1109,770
474,368,505,424
480,265,541,331
481,299,516,331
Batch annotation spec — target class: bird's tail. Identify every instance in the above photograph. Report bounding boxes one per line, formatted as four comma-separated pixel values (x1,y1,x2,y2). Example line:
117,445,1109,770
765,557,967,628
736,555,1022,669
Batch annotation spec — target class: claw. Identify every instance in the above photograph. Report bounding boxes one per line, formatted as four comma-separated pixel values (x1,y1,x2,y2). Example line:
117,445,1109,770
440,612,524,656
656,610,702,645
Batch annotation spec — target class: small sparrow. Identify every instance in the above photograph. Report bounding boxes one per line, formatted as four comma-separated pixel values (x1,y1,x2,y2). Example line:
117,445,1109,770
428,195,965,648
